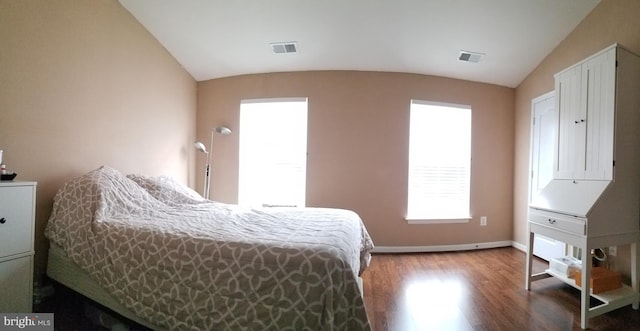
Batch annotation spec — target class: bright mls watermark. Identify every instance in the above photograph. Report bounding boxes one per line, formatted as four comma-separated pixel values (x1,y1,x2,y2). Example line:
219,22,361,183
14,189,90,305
0,314,53,331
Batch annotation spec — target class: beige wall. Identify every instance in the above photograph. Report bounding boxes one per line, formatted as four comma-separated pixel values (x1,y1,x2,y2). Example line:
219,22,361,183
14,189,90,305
198,71,515,247
514,0,640,272
0,0,197,279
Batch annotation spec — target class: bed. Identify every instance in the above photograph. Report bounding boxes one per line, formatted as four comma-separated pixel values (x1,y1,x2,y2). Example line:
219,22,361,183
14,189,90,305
44,166,374,330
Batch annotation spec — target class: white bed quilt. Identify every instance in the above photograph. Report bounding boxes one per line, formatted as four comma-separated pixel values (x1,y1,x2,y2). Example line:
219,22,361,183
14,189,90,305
45,166,374,330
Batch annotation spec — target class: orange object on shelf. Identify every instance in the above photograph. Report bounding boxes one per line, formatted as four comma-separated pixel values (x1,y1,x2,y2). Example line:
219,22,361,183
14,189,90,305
575,267,622,294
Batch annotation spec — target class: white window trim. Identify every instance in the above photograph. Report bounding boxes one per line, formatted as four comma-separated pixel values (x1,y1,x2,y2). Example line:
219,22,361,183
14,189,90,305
240,97,308,104
406,217,471,225
410,99,471,111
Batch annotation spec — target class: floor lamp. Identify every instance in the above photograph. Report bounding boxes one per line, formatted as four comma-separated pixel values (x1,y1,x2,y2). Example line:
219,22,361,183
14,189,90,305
194,126,232,199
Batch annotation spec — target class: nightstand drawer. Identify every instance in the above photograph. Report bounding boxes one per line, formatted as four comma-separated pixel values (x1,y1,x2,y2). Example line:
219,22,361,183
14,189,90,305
529,209,586,235
0,185,35,258
0,255,33,312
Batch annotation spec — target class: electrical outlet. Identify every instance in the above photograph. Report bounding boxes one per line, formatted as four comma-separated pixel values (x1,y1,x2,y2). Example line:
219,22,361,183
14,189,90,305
609,246,617,256
480,216,487,226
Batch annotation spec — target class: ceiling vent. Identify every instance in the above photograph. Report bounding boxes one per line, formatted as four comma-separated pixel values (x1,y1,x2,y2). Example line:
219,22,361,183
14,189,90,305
458,50,484,63
271,42,298,54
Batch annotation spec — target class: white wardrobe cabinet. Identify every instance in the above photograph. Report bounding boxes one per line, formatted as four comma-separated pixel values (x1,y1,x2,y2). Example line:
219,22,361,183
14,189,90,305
527,44,640,329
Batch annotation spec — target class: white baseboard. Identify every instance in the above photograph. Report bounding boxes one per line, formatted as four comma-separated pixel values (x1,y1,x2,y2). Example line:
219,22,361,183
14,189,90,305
372,240,520,253
511,241,527,252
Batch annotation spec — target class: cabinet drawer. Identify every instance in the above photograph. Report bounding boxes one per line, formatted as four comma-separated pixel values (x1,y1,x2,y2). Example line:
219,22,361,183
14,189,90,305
0,186,35,258
529,209,586,235
0,255,33,312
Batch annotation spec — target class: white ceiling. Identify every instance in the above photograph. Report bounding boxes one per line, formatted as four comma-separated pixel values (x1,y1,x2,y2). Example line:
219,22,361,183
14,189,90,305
119,0,600,88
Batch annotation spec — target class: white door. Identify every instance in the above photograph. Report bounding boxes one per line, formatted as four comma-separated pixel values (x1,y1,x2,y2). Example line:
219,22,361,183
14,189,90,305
530,91,566,261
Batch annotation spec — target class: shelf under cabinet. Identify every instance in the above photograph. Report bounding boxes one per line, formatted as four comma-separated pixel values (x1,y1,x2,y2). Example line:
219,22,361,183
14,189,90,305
544,268,639,314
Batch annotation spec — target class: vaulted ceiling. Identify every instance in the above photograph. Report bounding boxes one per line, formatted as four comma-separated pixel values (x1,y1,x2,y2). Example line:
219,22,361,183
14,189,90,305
119,0,600,87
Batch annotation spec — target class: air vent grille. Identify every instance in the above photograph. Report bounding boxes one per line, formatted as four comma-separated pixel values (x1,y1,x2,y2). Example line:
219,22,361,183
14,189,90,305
459,50,484,63
271,42,298,54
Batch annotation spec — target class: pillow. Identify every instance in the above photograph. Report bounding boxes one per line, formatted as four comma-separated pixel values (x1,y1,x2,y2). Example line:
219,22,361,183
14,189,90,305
126,174,205,205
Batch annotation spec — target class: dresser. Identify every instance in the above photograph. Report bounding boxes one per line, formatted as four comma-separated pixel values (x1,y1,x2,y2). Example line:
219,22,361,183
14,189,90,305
0,181,36,313
526,44,640,329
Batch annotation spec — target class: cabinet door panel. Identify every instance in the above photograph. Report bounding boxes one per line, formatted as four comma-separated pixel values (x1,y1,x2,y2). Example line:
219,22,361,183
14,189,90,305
0,256,33,312
0,186,34,257
583,48,615,180
554,65,583,179
554,48,616,181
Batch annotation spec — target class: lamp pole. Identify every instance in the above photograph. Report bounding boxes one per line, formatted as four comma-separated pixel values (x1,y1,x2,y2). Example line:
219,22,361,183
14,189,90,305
195,126,231,200
204,129,215,199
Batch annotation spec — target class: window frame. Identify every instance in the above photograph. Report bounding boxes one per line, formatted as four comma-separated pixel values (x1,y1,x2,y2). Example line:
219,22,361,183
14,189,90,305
405,99,472,224
237,97,308,208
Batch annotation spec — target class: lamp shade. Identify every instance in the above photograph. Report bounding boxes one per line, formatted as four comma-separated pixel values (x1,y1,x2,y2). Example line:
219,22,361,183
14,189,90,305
194,141,208,153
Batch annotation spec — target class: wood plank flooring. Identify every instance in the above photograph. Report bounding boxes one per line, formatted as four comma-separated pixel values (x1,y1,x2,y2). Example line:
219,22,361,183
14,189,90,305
361,247,640,331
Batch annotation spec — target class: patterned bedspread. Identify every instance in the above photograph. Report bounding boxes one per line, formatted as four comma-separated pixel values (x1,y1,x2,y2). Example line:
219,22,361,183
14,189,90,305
45,166,374,330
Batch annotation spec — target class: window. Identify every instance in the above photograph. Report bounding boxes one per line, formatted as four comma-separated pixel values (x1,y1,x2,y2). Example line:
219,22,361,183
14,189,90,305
407,100,471,222
238,98,308,207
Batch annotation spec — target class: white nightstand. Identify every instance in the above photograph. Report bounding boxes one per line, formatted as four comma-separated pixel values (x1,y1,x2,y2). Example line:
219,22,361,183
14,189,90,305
0,181,36,313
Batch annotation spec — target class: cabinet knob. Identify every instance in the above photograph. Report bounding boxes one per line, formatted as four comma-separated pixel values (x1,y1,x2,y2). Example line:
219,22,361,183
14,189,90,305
548,219,557,224
0,217,5,224
574,119,586,123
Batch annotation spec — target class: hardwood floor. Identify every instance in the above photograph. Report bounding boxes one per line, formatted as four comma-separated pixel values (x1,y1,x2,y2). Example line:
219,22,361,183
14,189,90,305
361,247,640,331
